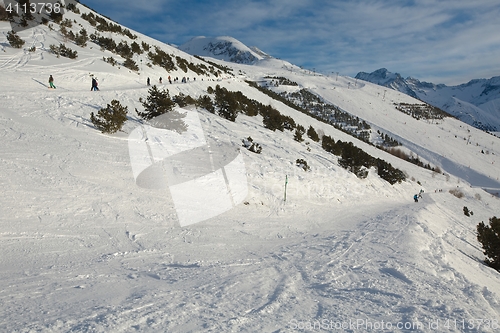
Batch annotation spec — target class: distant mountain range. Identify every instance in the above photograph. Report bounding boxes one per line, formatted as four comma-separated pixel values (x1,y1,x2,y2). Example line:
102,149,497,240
356,68,500,132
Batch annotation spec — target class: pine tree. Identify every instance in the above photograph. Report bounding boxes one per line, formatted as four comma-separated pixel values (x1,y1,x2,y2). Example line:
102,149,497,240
116,41,133,58
141,41,150,52
172,93,195,107
49,44,78,59
7,30,25,48
307,125,320,142
214,85,237,121
49,9,63,23
463,206,471,217
123,57,139,71
196,95,214,113
75,28,89,47
136,86,175,120
261,105,284,131
90,100,128,134
131,41,143,55
294,125,305,142
477,217,500,270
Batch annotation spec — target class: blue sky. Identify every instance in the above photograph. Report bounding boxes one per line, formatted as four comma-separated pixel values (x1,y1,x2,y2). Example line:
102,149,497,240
80,0,500,85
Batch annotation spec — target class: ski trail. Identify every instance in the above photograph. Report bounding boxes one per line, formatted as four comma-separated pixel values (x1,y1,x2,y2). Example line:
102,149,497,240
0,49,29,70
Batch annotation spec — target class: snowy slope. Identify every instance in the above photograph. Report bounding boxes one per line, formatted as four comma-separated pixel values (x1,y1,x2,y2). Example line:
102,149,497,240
1,3,500,332
356,69,500,132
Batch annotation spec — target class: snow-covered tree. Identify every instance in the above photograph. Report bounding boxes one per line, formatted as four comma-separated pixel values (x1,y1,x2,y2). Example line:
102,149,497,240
242,137,262,154
7,30,25,48
477,217,500,271
294,125,305,142
307,125,320,142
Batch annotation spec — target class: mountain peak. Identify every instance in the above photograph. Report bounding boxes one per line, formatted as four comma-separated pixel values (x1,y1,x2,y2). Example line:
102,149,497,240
356,68,417,99
179,36,269,64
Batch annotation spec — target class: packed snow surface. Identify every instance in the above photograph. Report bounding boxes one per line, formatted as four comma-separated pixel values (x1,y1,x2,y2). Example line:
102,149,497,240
1,8,500,333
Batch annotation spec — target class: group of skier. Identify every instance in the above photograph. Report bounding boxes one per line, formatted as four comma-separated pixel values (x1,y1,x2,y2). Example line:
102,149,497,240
146,75,193,86
48,75,99,91
49,74,196,90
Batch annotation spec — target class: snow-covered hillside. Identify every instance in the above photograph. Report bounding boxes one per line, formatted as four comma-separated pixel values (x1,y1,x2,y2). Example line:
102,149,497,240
356,68,500,133
1,2,500,332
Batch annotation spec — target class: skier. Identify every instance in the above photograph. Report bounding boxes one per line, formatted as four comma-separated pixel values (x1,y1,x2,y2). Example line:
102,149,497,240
414,194,418,203
159,77,162,84
147,77,150,86
91,78,99,91
48,75,56,89
168,75,172,84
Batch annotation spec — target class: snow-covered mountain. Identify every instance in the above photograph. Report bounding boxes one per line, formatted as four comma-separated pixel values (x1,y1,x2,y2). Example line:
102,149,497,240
356,68,500,132
179,36,271,64
1,2,500,332
355,68,420,99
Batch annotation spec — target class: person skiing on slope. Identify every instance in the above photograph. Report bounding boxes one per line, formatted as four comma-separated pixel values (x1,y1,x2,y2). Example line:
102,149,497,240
91,78,99,91
147,77,150,86
48,75,56,89
414,194,418,203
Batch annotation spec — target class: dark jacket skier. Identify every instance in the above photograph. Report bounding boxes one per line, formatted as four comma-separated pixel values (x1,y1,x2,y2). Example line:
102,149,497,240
91,78,99,91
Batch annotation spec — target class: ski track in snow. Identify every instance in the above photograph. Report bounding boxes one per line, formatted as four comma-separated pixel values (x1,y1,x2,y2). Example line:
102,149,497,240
2,198,499,332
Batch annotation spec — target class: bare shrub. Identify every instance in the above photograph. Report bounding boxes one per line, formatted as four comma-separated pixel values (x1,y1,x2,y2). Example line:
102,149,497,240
387,147,409,160
449,188,465,199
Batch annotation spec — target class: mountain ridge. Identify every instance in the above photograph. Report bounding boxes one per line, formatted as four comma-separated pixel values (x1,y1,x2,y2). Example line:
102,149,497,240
179,36,272,65
356,68,500,132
